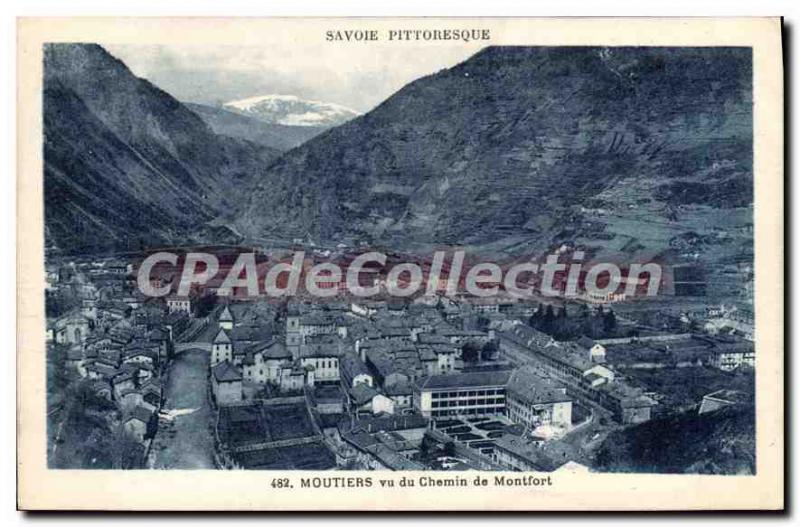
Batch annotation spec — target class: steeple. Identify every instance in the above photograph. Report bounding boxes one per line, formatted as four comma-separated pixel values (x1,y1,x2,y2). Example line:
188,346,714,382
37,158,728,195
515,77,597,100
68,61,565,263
219,305,234,330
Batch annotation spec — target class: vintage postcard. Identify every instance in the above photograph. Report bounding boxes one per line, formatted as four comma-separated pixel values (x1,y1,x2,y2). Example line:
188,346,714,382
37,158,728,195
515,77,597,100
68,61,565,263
17,17,783,510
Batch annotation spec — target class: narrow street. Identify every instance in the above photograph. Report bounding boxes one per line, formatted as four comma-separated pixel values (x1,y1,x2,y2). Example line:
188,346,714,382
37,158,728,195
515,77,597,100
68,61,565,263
150,349,216,469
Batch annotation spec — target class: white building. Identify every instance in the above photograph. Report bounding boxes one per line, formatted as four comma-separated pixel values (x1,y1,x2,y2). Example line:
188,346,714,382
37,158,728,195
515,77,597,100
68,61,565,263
166,295,192,315
299,351,340,385
505,366,573,430
709,344,755,371
241,339,292,385
211,329,233,366
415,370,512,419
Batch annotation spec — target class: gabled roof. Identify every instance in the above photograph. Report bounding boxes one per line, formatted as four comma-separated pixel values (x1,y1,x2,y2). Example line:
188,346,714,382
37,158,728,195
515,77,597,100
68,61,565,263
385,379,413,396
703,389,753,405
142,378,162,391
113,370,137,384
219,305,234,322
126,405,154,424
299,342,342,358
212,360,242,383
55,310,90,326
123,347,157,360
148,327,167,341
506,366,571,405
618,393,658,408
365,349,414,379
340,354,371,383
246,339,291,360
493,434,558,471
417,333,454,346
584,372,605,383
213,328,231,344
140,382,161,396
85,361,119,377
230,325,273,342
499,325,595,372
300,312,336,326
118,387,140,398
91,380,111,393
349,383,379,406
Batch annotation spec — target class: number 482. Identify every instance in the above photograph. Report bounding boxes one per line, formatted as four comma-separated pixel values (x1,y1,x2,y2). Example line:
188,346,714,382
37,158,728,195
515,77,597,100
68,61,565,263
271,478,291,489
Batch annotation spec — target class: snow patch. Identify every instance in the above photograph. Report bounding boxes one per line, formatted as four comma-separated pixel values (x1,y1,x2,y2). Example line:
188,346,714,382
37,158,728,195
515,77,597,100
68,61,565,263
223,94,359,127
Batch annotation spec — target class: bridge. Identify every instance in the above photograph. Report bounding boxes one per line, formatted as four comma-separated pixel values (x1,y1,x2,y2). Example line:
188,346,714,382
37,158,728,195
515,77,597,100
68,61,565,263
172,316,215,355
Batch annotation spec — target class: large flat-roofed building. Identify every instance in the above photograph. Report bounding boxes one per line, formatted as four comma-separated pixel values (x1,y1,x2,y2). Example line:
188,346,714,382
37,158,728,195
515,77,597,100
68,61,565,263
415,369,512,419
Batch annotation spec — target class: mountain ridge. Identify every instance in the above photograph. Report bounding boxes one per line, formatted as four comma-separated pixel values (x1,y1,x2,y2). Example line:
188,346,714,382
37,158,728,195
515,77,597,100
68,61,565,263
185,102,327,151
44,43,280,253
235,46,752,271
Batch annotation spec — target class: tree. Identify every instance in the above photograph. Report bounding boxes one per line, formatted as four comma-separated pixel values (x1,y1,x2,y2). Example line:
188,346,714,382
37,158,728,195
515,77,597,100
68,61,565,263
45,289,80,318
110,428,146,469
481,340,498,361
529,302,544,326
418,434,441,462
275,299,289,322
194,294,218,318
582,308,605,338
461,341,481,363
541,305,556,333
50,381,119,468
603,309,617,334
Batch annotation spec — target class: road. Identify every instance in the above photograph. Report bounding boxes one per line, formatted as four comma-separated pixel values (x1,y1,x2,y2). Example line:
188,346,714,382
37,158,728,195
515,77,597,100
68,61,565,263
150,348,216,469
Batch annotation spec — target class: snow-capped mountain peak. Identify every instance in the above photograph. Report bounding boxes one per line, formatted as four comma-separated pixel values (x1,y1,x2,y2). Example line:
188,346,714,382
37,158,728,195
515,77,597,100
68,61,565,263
223,94,359,127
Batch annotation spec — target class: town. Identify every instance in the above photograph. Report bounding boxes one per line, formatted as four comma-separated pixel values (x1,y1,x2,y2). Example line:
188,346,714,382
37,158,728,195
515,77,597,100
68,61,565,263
45,250,755,473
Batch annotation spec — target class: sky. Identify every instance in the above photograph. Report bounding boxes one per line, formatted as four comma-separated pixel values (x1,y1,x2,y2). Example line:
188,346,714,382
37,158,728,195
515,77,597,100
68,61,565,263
104,43,482,113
